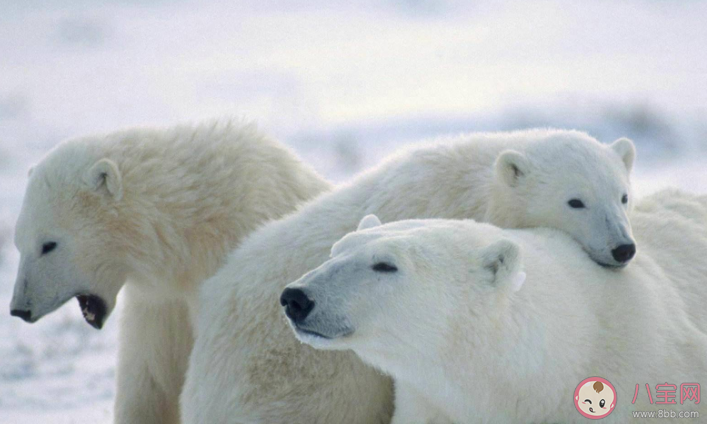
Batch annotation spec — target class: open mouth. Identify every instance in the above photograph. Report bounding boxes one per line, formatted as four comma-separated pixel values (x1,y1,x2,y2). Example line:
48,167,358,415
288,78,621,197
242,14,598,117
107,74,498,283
589,407,595,413
76,294,107,329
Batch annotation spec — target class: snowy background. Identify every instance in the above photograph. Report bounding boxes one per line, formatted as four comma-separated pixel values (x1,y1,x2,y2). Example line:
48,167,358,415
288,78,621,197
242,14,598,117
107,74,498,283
1,0,706,422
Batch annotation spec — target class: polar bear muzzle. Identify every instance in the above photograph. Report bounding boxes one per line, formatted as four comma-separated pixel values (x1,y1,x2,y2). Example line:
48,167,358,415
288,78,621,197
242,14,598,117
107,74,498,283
280,287,315,324
10,308,34,323
76,294,107,329
280,287,354,341
610,243,636,264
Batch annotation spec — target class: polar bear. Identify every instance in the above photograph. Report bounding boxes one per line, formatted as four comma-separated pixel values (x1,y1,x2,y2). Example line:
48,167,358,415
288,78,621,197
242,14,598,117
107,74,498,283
284,190,707,424
9,119,330,424
181,129,637,423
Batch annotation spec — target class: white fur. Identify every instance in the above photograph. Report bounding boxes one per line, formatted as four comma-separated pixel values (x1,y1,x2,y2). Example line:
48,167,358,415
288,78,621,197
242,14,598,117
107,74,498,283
290,189,707,423
10,119,329,424
182,129,636,423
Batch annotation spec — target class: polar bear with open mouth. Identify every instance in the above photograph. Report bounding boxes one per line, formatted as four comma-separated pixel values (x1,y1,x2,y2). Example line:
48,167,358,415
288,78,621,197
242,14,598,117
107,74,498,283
9,119,329,424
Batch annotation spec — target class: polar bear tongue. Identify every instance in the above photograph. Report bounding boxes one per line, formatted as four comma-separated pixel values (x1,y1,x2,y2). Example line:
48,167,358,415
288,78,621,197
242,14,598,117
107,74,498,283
76,294,107,330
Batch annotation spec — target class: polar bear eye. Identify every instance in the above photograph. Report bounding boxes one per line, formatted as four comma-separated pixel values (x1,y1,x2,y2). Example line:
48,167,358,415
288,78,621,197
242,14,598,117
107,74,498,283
41,241,58,255
567,199,585,209
622,194,628,204
372,262,398,273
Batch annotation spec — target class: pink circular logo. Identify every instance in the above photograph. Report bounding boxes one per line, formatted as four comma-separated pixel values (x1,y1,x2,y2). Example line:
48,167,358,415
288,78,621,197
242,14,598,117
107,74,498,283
574,377,616,419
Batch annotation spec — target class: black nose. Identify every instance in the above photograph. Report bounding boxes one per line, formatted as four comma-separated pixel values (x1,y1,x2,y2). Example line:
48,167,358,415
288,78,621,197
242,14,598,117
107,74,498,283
612,243,636,263
10,309,32,322
280,288,314,323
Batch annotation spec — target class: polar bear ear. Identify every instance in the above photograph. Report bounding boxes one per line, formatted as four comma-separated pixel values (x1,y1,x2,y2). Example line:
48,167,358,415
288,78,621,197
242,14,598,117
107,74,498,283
610,137,636,173
480,239,524,291
84,158,123,200
357,214,382,231
495,150,530,187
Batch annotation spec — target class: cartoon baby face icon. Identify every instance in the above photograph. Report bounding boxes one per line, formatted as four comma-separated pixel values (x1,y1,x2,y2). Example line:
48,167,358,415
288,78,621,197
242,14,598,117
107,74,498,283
574,377,616,419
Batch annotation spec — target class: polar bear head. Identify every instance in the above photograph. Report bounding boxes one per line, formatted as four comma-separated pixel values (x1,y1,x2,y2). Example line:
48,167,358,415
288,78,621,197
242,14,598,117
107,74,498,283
487,133,636,268
10,139,128,329
281,215,525,364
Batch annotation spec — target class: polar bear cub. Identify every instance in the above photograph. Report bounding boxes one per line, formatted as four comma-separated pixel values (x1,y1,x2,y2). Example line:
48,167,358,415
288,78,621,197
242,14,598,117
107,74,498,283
284,190,707,423
10,119,329,424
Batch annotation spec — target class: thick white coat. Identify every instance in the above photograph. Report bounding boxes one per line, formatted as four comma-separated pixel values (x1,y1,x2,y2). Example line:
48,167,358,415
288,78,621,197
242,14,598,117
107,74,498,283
10,120,329,424
288,189,707,424
182,129,636,423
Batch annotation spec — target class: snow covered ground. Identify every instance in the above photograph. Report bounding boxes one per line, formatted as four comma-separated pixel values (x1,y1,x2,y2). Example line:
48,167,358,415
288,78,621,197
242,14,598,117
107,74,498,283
1,1,706,422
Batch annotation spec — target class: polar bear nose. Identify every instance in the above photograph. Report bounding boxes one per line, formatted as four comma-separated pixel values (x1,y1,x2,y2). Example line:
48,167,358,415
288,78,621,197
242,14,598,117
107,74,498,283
280,288,314,323
611,243,636,263
10,309,32,322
